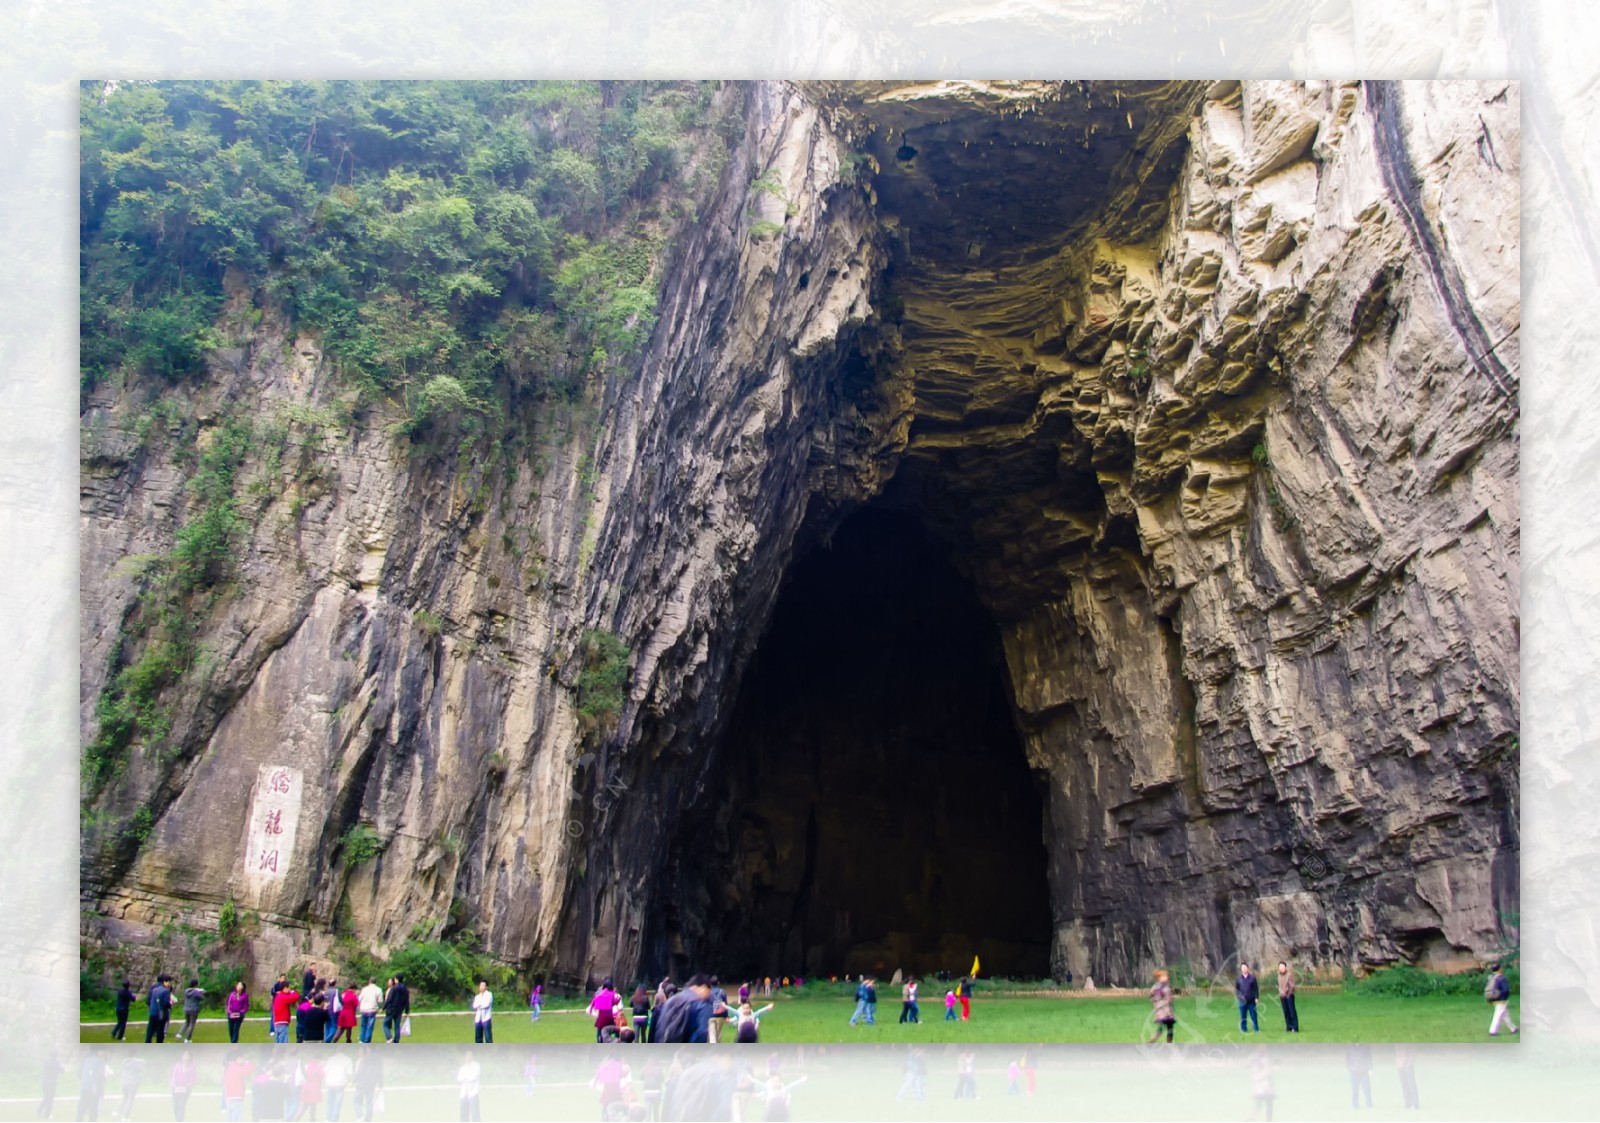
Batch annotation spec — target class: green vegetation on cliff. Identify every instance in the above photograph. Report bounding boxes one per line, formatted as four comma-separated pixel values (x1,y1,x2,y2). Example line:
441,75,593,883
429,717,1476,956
79,79,737,801
81,79,737,423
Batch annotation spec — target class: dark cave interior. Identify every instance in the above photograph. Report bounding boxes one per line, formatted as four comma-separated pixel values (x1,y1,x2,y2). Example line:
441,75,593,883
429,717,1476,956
675,506,1054,980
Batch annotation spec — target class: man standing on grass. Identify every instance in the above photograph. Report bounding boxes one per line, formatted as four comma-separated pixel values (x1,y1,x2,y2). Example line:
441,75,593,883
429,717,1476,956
958,977,972,1021
472,980,494,1044
848,977,870,1026
270,974,288,1037
1235,963,1260,1033
357,978,382,1044
112,978,135,1040
145,975,173,1043
383,975,410,1043
271,981,299,1044
1277,962,1299,1033
1485,962,1518,1036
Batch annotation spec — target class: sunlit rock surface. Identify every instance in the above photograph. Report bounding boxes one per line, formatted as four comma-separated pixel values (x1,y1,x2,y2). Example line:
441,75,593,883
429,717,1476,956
81,80,1518,987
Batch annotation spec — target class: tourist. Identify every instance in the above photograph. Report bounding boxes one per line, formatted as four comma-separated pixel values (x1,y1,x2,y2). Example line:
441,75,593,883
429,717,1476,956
221,1052,255,1123
227,981,250,1043
296,991,313,1042
640,1058,665,1120
77,1051,107,1122
958,976,972,1021
848,977,872,1026
115,1054,144,1120
177,977,205,1043
303,994,332,1043
738,981,750,1006
588,977,620,1044
1346,1043,1373,1109
529,981,543,1023
303,964,318,997
760,1074,806,1121
631,985,651,1043
708,977,729,1043
112,978,134,1041
1485,962,1518,1035
944,988,957,1020
457,1051,482,1122
383,976,410,1044
653,974,714,1043
357,978,382,1043
336,982,358,1043
35,1048,64,1120
899,976,914,1023
145,975,173,1043
953,1050,977,1099
896,1048,927,1101
323,1050,353,1122
735,1001,773,1043
325,980,342,1043
1249,1045,1275,1121
169,1051,197,1121
352,1049,384,1121
252,1061,288,1122
297,1055,326,1120
272,981,300,1044
907,977,920,1022
1006,1058,1022,1095
592,1053,630,1119
1277,962,1299,1032
1395,1044,1420,1110
1236,963,1260,1033
270,974,289,1036
472,980,495,1043
1148,968,1176,1043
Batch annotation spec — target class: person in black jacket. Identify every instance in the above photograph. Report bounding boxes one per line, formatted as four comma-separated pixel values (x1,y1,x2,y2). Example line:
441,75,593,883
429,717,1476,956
1235,963,1260,1033
112,979,135,1040
145,976,173,1043
383,975,411,1044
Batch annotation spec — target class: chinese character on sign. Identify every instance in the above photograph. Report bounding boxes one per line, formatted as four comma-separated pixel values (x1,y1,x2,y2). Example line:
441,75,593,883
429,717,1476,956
268,768,293,795
264,809,283,835
258,850,279,873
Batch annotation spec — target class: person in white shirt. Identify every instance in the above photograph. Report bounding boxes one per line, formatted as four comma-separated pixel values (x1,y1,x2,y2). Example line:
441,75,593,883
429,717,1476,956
322,1052,354,1122
357,978,384,1044
472,981,494,1043
457,1052,482,1122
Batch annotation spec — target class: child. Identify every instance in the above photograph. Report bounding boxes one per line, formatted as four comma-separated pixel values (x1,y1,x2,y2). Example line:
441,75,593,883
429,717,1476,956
736,1002,774,1043
944,990,957,1021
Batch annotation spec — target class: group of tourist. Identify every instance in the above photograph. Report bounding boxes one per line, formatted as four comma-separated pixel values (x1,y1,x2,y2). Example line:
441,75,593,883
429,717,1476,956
112,975,209,1045
847,974,974,1026
1146,960,1519,1041
266,969,411,1045
577,975,778,1046
108,964,413,1047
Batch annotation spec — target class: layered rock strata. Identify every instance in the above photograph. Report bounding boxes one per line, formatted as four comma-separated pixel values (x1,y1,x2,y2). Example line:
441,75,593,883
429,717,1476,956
81,80,1519,987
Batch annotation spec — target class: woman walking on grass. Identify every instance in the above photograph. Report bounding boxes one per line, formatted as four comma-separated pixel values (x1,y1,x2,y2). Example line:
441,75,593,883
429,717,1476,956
227,981,250,1044
1148,969,1176,1043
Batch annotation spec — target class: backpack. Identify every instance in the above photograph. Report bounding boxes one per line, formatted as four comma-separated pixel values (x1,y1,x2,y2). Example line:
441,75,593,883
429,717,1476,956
653,991,698,1043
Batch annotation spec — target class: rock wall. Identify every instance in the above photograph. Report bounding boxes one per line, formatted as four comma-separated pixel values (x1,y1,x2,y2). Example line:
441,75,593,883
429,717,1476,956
80,80,1519,988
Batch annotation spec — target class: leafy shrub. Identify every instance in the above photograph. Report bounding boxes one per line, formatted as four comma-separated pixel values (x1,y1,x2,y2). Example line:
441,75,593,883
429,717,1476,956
339,823,384,866
1345,964,1514,998
576,629,630,733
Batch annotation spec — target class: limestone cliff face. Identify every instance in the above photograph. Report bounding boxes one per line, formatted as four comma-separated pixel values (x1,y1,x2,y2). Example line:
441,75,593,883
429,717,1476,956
81,80,1518,987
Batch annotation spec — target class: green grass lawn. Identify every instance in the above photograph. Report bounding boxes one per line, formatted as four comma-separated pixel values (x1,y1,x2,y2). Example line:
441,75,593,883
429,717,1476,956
81,989,1520,1045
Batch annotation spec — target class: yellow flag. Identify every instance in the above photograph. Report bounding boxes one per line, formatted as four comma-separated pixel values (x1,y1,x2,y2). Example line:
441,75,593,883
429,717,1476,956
970,955,980,979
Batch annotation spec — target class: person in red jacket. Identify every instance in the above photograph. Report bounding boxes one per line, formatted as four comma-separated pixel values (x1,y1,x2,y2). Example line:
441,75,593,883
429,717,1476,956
272,985,300,1044
337,984,360,1042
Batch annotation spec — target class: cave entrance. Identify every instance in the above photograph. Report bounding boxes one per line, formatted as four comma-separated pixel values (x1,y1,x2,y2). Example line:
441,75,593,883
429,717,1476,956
685,506,1052,980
